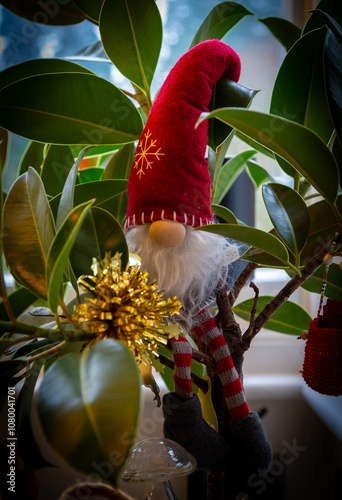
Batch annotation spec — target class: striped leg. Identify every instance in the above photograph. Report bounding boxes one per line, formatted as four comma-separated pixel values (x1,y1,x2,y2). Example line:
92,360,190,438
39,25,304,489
192,307,249,420
170,336,193,400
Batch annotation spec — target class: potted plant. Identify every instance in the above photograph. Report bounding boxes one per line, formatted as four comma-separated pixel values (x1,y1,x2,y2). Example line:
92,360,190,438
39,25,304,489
0,0,341,499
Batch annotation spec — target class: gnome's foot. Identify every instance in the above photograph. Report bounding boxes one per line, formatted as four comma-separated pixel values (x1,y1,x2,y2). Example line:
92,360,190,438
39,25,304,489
224,411,273,495
162,392,229,470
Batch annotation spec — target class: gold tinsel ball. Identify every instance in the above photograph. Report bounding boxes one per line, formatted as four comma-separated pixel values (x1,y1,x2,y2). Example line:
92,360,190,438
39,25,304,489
72,253,182,365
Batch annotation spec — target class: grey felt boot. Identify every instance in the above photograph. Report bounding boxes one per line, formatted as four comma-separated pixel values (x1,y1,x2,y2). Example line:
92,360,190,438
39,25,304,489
162,392,230,470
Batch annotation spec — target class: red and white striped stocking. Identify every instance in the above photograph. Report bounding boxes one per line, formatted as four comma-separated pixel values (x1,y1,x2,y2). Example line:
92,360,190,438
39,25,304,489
170,307,249,420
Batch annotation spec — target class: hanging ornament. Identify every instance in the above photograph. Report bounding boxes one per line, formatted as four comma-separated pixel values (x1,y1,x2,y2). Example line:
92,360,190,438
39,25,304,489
72,252,182,367
301,226,342,396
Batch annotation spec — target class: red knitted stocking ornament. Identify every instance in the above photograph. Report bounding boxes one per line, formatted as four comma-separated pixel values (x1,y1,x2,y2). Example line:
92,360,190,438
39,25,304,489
192,307,249,420
170,335,193,400
171,307,249,420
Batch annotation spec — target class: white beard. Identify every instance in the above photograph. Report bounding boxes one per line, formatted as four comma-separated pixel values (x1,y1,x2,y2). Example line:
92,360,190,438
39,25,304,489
125,224,240,327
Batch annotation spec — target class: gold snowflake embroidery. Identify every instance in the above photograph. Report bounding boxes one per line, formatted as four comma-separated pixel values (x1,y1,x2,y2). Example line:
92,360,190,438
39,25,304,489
134,130,164,178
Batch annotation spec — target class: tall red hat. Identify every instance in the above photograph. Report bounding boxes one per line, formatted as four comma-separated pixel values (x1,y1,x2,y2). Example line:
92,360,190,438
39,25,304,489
125,40,241,230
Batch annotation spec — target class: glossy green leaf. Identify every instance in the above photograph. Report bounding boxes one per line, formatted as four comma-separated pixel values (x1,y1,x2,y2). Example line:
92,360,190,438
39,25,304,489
288,263,342,300
325,31,342,144
270,27,334,145
212,204,238,224
258,16,301,51
332,134,342,188
102,143,135,180
41,145,74,197
233,296,311,335
303,0,342,35
190,1,253,48
246,159,274,188
100,0,162,95
0,58,93,91
37,339,141,486
51,179,128,222
197,108,339,203
262,183,311,258
0,0,85,26
0,127,8,172
274,154,296,178
70,207,129,277
0,288,37,321
300,197,341,263
16,360,52,469
208,79,257,150
18,141,45,177
47,200,94,313
197,223,296,271
3,168,55,299
0,359,27,382
56,146,92,231
236,131,275,159
78,167,104,183
213,149,256,204
0,73,143,145
244,196,342,267
72,0,103,22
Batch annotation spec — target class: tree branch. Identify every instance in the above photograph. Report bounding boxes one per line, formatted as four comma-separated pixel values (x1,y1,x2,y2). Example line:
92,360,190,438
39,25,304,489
247,242,335,341
228,262,258,306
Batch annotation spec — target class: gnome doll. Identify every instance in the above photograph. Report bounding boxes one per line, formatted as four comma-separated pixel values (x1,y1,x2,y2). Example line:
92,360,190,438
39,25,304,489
125,40,272,482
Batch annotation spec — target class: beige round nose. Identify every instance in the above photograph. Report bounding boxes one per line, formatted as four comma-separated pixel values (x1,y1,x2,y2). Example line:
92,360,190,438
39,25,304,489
149,220,186,248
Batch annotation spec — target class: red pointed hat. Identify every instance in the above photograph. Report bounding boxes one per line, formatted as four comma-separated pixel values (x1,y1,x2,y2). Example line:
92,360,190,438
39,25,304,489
125,40,241,230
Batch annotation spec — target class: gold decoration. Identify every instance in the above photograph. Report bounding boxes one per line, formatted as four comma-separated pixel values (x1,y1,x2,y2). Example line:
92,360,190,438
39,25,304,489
73,252,182,366
133,129,164,179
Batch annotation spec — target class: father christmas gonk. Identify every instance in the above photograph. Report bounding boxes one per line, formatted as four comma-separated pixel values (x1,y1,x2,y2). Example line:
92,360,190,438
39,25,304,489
125,40,272,482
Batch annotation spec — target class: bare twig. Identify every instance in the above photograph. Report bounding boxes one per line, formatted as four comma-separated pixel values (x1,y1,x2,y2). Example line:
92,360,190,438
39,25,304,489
248,241,337,341
241,282,259,349
228,262,258,306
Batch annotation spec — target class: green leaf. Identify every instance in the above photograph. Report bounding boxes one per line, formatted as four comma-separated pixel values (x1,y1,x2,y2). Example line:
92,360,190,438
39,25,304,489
100,0,162,95
190,1,253,48
258,17,301,51
270,27,334,145
0,58,93,91
0,359,27,382
288,263,342,300
78,168,104,183
233,296,311,335
243,196,342,268
37,338,141,486
0,288,37,321
72,0,103,22
0,1,86,26
197,108,339,204
325,31,342,145
212,204,238,224
208,79,257,150
3,168,55,299
16,361,52,469
46,200,94,313
197,223,296,271
0,73,143,145
102,143,135,180
246,159,274,188
18,141,45,177
213,149,256,204
70,207,129,277
262,183,311,258
56,146,92,231
0,127,8,172
303,0,342,35
300,197,341,263
41,145,75,197
51,179,128,222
